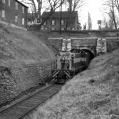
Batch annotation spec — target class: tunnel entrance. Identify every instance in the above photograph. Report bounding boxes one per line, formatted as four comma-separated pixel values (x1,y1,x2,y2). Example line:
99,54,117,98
81,49,95,61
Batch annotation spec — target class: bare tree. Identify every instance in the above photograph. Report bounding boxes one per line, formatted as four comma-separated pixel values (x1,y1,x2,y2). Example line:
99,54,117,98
114,0,119,14
66,0,85,12
20,0,65,28
102,16,113,29
37,0,42,22
40,0,65,27
20,0,40,22
63,0,86,30
102,0,118,29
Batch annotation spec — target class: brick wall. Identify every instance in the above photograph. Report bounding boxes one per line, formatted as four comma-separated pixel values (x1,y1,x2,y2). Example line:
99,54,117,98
48,32,119,54
42,17,78,31
0,0,28,28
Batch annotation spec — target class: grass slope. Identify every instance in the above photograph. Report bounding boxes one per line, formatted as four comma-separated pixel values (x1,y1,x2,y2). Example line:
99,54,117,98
30,48,119,119
0,23,56,104
0,24,55,68
31,31,60,54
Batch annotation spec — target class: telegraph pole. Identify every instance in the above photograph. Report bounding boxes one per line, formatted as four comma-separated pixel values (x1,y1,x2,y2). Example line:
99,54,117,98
60,0,62,34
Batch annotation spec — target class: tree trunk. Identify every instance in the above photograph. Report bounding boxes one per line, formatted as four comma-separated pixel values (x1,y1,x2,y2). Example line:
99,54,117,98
37,0,42,23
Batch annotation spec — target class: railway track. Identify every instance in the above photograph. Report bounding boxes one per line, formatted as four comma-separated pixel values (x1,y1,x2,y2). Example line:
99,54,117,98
0,84,62,119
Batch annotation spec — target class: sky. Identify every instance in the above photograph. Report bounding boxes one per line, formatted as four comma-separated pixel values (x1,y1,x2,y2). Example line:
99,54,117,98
80,0,103,29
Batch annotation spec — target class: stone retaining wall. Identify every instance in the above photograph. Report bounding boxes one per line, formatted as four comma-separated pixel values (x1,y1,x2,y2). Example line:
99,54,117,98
48,36,119,55
48,32,119,54
0,59,56,105
106,37,119,53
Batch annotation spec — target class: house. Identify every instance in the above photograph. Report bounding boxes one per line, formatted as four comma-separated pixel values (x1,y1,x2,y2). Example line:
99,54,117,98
41,11,79,31
0,0,28,29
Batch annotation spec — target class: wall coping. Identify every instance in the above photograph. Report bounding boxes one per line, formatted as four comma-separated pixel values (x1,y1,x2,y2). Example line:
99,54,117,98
0,20,27,31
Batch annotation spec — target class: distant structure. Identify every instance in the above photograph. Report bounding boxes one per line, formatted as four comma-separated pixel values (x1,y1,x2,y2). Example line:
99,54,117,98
97,20,102,30
27,13,39,26
83,23,86,30
41,11,79,31
87,12,92,30
0,0,28,29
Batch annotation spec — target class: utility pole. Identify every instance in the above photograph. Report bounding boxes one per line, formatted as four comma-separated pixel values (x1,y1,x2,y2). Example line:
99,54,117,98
60,0,62,34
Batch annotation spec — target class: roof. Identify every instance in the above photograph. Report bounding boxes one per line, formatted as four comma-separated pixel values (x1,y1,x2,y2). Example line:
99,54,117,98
15,0,28,8
41,11,78,19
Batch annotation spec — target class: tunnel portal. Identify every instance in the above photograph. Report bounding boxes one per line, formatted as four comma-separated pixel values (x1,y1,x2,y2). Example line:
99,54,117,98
81,49,95,60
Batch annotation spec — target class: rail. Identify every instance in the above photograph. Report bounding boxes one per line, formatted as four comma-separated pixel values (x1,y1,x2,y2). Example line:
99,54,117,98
0,84,62,119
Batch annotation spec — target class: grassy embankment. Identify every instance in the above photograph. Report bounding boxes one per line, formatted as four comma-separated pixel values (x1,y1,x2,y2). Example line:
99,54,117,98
0,24,56,67
0,23,56,105
29,48,119,119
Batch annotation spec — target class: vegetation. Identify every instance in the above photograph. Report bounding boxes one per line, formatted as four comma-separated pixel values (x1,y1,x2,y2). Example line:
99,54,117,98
102,0,119,29
20,0,65,25
20,0,85,29
0,23,55,68
27,48,119,119
0,23,57,104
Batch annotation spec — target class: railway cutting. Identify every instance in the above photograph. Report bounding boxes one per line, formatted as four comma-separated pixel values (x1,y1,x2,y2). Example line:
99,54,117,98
0,84,62,119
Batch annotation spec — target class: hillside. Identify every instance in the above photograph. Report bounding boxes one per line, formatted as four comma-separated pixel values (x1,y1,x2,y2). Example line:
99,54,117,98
30,48,119,119
0,24,55,67
31,31,60,54
0,23,56,105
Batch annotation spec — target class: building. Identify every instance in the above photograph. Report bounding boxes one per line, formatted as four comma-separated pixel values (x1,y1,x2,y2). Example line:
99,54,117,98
0,0,28,29
41,11,79,31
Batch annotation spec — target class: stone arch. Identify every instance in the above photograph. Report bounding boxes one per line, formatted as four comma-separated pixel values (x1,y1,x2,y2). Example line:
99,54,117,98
80,49,95,60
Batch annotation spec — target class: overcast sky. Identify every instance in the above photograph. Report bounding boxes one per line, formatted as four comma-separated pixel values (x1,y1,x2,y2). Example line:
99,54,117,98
80,0,103,29
59,0,104,29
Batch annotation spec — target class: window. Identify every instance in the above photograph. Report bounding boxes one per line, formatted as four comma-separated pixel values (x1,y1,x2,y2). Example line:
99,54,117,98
15,16,18,22
51,20,55,25
44,21,46,25
8,0,10,6
72,27,75,30
67,27,70,30
61,28,64,30
45,27,48,30
22,18,24,25
22,6,24,13
2,10,5,18
51,28,55,30
61,20,64,25
15,2,18,10
2,0,5,3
